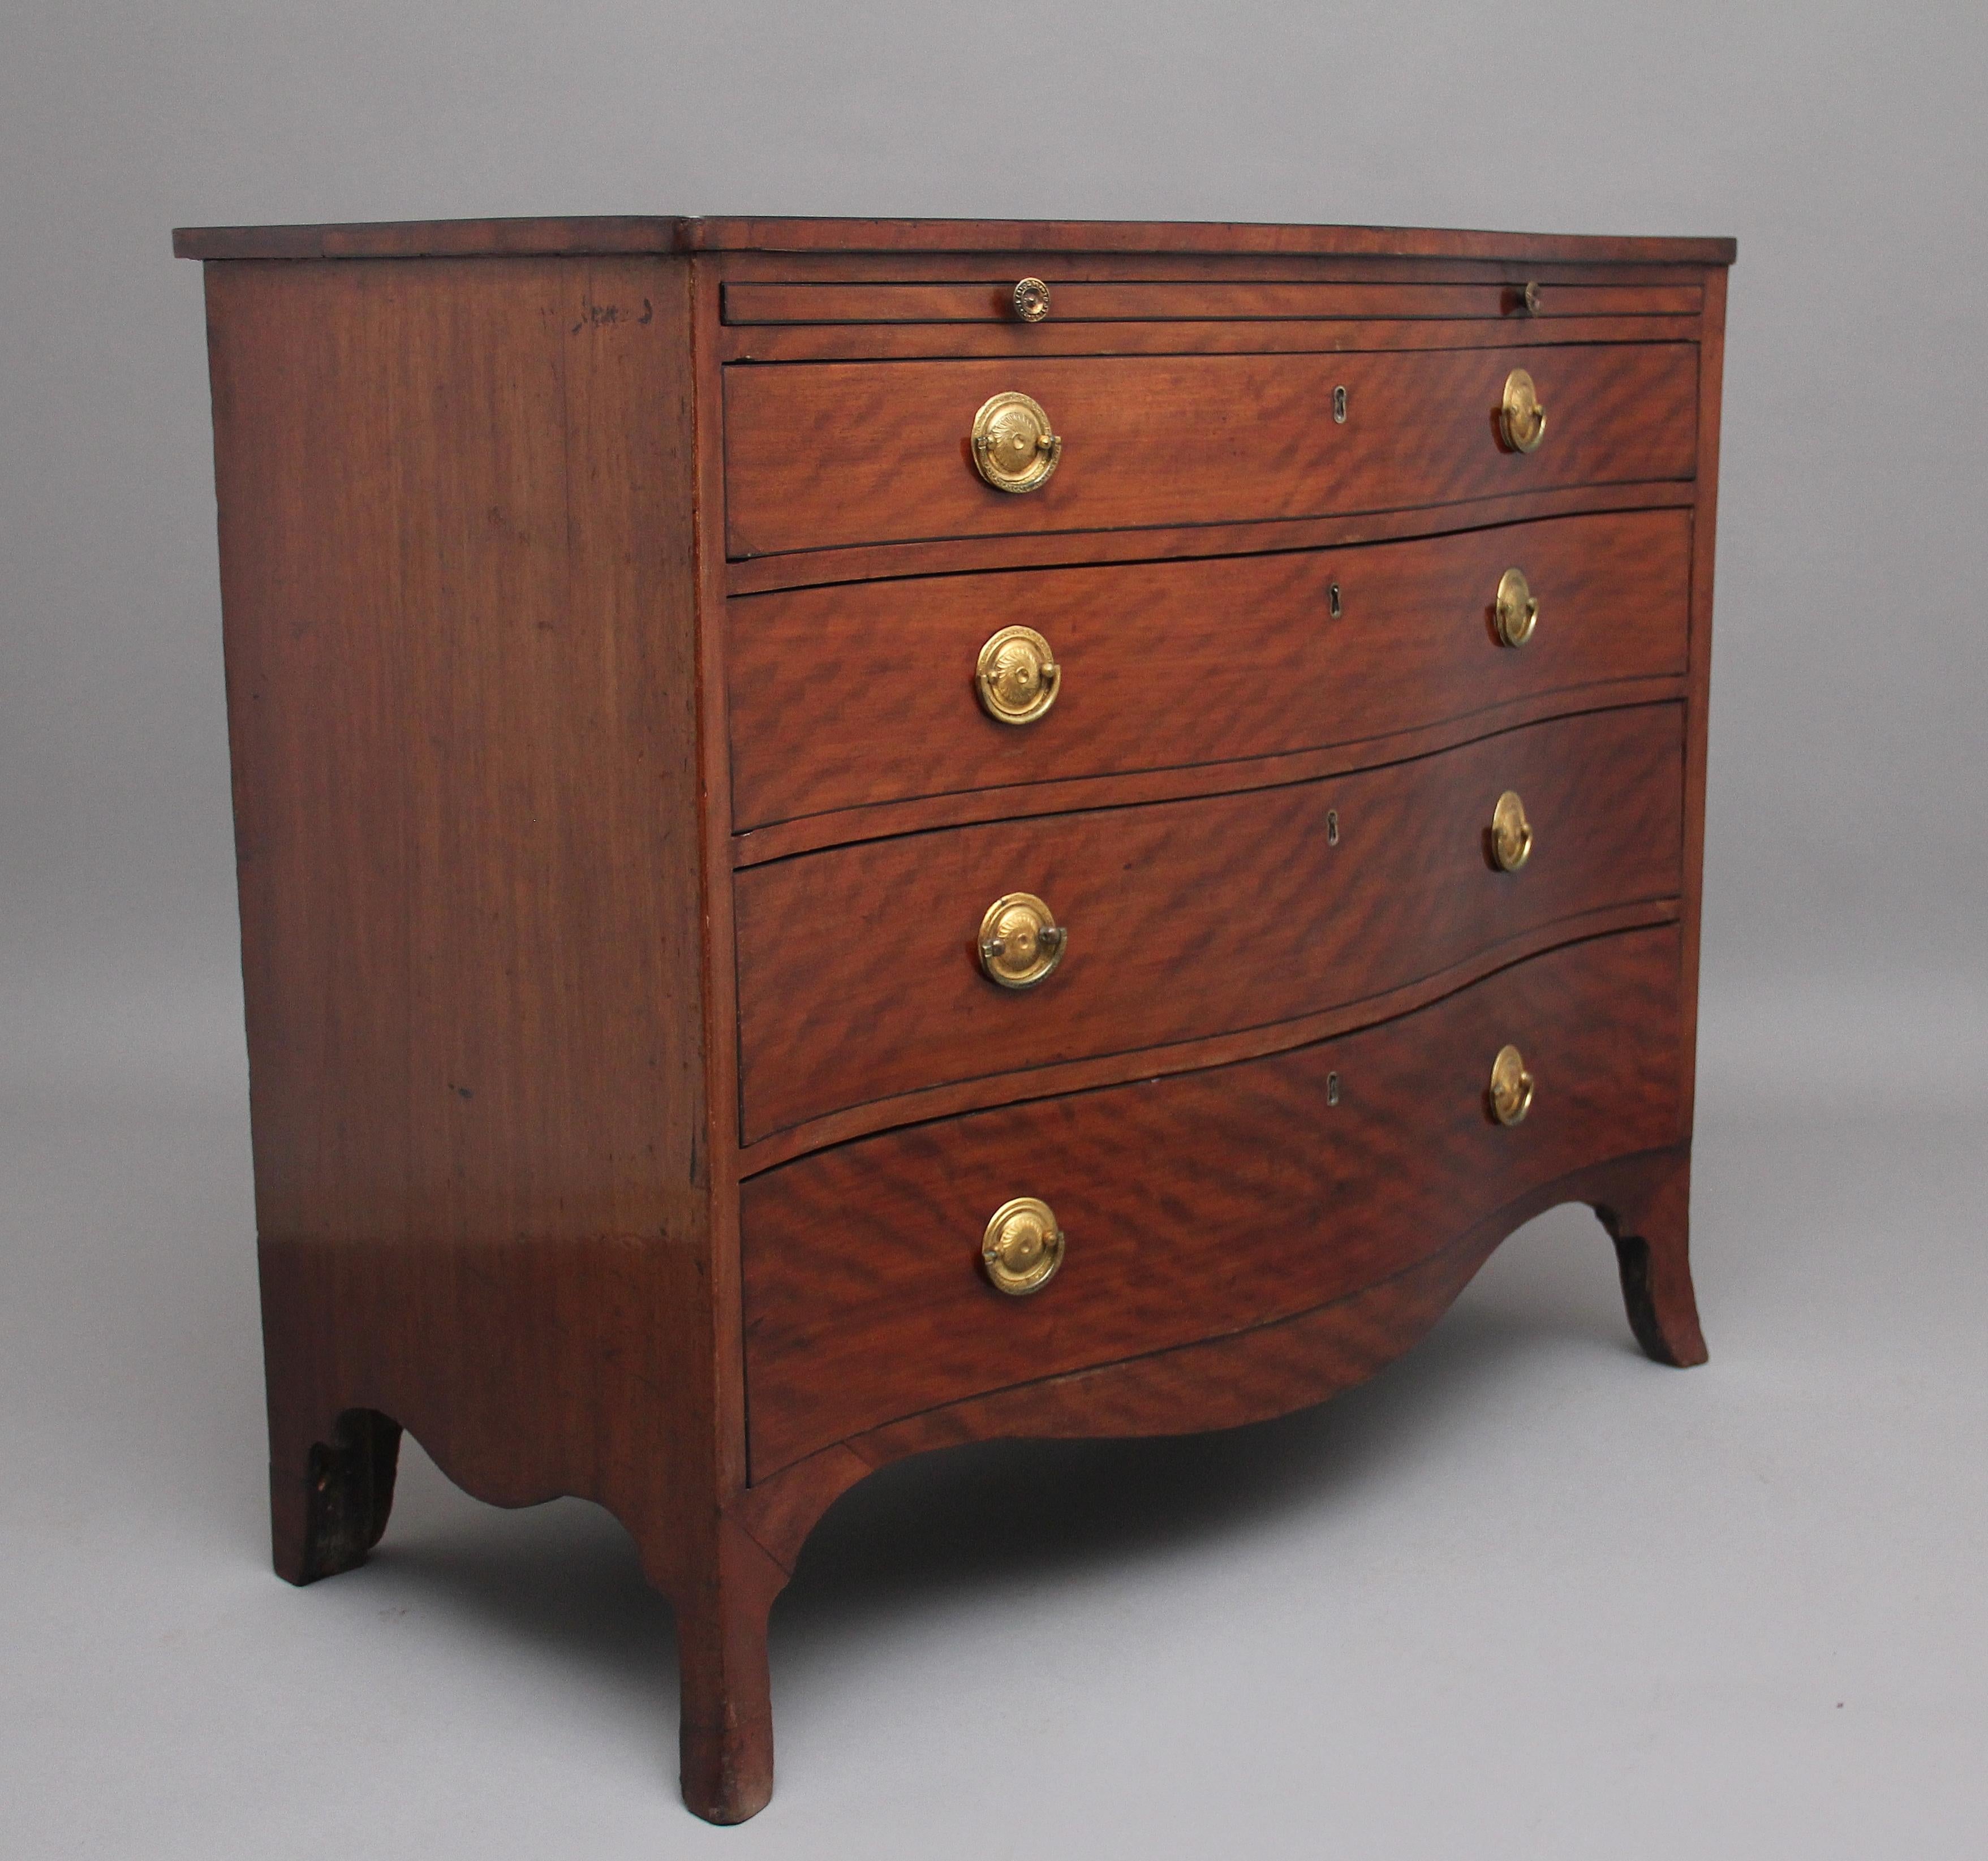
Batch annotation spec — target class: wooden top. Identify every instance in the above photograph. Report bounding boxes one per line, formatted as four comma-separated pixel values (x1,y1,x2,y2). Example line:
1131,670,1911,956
171,216,1737,265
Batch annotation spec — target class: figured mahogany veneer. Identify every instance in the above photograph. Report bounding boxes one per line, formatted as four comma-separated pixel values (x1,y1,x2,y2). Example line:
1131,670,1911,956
735,704,1682,1142
177,215,1731,1826
723,342,1697,558
728,506,1691,834
745,925,1683,1476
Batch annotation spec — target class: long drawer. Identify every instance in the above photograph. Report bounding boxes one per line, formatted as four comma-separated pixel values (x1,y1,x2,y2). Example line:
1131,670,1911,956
742,924,1684,1477
733,703,1683,1142
723,342,1697,558
728,507,1691,832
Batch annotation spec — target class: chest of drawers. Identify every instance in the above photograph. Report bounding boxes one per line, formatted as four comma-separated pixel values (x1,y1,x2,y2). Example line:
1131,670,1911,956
176,215,1733,1824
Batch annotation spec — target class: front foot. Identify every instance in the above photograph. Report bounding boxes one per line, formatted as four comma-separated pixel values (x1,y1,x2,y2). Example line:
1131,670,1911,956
673,1520,786,1823
1594,1149,1708,1368
270,1407,403,1586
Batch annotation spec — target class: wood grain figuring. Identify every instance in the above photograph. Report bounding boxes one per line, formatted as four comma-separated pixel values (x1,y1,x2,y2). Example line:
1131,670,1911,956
727,507,1690,832
743,925,1682,1475
723,343,1697,558
738,1140,1700,1565
734,704,1682,1142
721,280,1702,324
724,481,1697,598
734,897,1677,1174
733,679,1685,871
179,218,1730,1826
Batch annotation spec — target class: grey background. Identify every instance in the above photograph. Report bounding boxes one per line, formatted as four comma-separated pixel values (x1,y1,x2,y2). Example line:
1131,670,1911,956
5,3,1985,1855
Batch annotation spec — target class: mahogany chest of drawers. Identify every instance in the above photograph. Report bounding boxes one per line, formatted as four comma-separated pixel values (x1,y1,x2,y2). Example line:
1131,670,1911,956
176,215,1733,1823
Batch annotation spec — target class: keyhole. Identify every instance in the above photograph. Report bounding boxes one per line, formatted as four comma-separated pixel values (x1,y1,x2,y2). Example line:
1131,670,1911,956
1333,385,1348,423
1327,1072,1341,1106
1327,581,1342,620
1326,809,1340,846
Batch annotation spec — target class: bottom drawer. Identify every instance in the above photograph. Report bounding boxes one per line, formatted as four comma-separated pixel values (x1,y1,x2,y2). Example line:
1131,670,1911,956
742,927,1683,1478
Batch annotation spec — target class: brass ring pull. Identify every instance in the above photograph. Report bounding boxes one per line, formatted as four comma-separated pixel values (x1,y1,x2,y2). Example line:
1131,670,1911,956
1494,567,1539,647
1489,1044,1534,1126
1491,790,1534,872
1500,368,1548,453
1012,277,1052,322
978,893,1066,989
971,391,1061,493
983,1196,1064,1295
976,626,1061,726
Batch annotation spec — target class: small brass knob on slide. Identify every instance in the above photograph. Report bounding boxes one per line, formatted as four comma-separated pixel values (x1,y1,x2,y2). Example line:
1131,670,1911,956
978,892,1066,989
976,626,1061,725
1494,567,1539,647
971,391,1061,493
1489,1044,1534,1127
1012,277,1052,322
1500,368,1548,453
982,1196,1065,1295
1490,790,1534,872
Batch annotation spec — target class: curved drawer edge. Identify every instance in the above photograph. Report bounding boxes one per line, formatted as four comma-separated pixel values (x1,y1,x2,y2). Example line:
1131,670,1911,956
732,677,1688,869
732,1142,1693,1569
724,480,1696,596
734,898,1678,1178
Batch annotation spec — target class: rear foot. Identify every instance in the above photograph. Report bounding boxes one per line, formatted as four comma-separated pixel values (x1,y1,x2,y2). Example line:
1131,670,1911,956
1594,1151,1707,1368
270,1408,403,1585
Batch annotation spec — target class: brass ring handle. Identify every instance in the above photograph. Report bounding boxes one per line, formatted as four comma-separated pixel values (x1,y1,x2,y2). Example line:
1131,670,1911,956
971,391,1061,493
982,1196,1065,1295
1489,1044,1534,1127
1012,277,1052,322
978,893,1067,989
1490,790,1534,872
976,626,1061,726
1500,368,1548,453
1494,567,1539,647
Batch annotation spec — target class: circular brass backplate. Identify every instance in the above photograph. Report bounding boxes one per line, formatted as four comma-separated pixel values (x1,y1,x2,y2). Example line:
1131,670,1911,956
978,892,1065,989
971,391,1061,493
982,1196,1064,1295
1489,1044,1534,1126
1491,789,1534,872
1012,277,1052,322
1500,368,1548,453
1494,567,1538,647
976,625,1061,725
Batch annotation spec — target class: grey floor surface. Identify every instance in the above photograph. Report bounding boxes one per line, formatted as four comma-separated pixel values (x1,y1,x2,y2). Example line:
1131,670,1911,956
6,974,1985,1859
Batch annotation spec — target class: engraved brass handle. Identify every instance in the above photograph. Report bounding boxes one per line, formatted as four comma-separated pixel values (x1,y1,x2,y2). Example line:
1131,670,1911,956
976,626,1061,725
1012,277,1052,322
1490,790,1533,872
978,892,1066,989
1489,1044,1534,1126
1500,368,1548,453
971,391,1061,493
1494,567,1539,647
983,1196,1065,1295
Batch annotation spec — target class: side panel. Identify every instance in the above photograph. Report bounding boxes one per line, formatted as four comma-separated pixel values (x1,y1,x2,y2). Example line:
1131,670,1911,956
205,255,704,1245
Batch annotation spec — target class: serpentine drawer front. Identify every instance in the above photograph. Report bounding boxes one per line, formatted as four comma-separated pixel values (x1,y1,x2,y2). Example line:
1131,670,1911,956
724,343,1697,557
177,215,1732,1826
728,506,1692,838
734,703,1684,1144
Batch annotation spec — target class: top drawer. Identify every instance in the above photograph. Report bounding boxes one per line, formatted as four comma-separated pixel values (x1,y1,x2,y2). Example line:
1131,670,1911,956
723,342,1698,559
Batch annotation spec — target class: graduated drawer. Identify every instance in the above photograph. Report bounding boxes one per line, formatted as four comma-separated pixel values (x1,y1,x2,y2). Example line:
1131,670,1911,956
742,923,1684,1476
733,703,1683,1143
723,342,1697,559
729,507,1690,832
